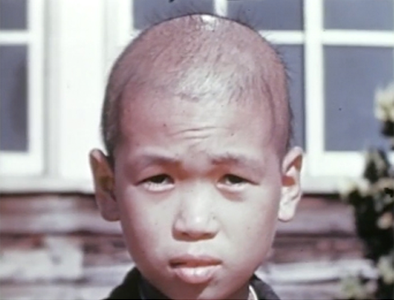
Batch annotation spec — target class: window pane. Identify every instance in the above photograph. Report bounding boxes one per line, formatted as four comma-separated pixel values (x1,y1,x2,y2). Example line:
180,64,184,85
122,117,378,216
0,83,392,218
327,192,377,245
324,47,394,152
0,0,27,30
324,0,394,31
227,0,304,30
278,45,305,149
132,0,214,30
0,45,28,152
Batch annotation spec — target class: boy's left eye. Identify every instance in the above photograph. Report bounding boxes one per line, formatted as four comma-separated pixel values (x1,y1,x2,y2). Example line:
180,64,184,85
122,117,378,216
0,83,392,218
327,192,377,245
219,174,248,187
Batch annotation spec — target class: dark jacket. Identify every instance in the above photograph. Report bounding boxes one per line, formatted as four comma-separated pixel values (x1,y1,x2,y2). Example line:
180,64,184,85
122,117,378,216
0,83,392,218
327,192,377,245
105,268,280,300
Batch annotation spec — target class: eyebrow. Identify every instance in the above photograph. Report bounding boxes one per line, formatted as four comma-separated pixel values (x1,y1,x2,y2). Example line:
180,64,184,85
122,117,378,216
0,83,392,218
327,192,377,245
131,151,264,177
209,153,265,177
132,153,181,171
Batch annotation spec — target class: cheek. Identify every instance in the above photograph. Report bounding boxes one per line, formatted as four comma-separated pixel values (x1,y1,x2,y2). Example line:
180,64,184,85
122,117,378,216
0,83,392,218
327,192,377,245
229,182,281,250
116,184,171,251
236,193,280,238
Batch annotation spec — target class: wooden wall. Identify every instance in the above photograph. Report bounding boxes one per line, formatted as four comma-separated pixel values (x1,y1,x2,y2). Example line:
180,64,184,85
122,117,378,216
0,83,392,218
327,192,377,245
0,194,367,300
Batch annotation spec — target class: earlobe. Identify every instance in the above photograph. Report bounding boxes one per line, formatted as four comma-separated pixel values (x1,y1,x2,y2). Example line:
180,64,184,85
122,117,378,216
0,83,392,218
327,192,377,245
89,149,120,221
278,147,303,222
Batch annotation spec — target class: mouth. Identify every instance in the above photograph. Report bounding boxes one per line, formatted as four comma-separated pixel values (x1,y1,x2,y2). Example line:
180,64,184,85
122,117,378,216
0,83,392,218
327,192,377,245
170,255,222,285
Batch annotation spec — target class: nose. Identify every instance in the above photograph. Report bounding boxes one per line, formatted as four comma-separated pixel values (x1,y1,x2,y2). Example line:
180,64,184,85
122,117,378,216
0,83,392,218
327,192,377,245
173,184,220,241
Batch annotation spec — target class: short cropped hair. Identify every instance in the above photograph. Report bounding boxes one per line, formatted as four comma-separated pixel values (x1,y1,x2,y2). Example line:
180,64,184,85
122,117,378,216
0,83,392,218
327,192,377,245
100,12,293,164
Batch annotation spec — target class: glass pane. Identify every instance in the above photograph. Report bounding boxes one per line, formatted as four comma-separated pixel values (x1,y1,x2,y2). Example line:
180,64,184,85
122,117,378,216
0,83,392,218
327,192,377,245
324,47,394,152
278,45,305,149
132,0,214,30
324,0,394,30
0,0,27,30
227,0,304,30
0,45,28,152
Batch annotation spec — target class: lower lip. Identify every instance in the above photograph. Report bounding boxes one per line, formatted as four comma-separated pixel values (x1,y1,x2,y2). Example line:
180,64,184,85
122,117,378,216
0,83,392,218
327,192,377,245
173,265,220,284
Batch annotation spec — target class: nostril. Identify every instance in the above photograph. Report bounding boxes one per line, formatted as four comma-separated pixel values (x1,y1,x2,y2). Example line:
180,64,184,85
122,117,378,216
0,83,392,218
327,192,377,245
173,218,219,241
173,201,219,240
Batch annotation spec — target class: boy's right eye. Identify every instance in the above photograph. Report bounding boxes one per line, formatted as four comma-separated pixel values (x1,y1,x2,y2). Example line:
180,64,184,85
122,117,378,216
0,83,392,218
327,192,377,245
140,174,174,192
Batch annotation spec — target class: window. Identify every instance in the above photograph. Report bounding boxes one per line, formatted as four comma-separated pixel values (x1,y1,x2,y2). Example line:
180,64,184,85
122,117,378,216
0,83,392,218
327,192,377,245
1,0,393,193
0,0,105,192
0,0,44,176
304,0,394,184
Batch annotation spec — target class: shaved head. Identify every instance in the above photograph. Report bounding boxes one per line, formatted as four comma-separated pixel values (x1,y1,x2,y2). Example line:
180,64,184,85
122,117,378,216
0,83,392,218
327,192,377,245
101,14,292,162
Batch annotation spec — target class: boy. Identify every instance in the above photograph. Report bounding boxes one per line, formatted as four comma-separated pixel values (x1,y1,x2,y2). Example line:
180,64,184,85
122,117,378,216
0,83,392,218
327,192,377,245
90,13,303,300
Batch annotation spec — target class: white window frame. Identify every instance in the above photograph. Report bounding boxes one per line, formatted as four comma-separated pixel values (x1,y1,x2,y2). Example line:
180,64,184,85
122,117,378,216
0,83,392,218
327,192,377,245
304,0,394,182
0,0,44,176
1,0,105,193
1,0,393,194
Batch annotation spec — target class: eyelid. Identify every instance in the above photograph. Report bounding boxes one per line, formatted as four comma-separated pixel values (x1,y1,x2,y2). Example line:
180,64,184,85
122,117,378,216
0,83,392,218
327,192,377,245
217,174,250,190
224,174,247,183
139,174,174,192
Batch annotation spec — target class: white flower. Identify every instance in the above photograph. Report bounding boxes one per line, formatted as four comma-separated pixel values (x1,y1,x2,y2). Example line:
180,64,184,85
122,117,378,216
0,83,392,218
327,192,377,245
378,255,394,284
375,82,394,122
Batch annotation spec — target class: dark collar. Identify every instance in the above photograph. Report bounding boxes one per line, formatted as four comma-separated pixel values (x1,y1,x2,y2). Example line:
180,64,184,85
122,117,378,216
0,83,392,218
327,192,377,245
105,268,280,300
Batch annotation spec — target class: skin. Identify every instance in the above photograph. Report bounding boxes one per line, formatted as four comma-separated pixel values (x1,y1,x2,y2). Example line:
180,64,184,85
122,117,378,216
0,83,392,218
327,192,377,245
91,14,303,300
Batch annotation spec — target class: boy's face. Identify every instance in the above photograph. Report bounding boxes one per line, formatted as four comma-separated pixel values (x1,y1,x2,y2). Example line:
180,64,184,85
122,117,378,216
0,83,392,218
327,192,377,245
91,90,302,300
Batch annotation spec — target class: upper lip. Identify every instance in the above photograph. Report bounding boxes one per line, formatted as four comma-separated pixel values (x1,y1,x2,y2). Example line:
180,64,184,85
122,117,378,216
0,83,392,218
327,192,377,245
170,254,222,268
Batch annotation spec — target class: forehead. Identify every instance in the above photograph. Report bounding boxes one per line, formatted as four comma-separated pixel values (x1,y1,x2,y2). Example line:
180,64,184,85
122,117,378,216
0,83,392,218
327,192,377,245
118,88,276,156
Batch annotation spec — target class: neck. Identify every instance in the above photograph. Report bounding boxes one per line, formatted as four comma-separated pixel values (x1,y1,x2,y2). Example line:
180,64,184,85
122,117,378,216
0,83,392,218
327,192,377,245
230,284,250,300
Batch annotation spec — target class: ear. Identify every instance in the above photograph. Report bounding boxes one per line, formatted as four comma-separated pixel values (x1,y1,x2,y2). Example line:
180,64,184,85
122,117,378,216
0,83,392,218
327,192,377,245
89,149,119,221
278,146,303,222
